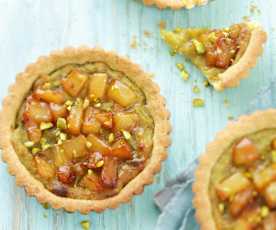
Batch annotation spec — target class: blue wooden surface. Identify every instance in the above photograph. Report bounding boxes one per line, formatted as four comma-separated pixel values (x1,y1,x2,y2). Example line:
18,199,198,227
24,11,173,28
0,0,276,229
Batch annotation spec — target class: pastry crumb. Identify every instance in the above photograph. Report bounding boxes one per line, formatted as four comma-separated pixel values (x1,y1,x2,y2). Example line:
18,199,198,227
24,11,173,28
249,2,261,15
143,30,152,38
192,98,205,107
130,36,138,49
158,20,167,30
228,115,234,120
223,99,230,107
192,86,200,94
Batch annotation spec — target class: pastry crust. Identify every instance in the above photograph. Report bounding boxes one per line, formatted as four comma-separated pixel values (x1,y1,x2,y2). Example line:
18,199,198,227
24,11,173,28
0,47,171,213
143,0,208,10
193,109,276,229
213,25,267,91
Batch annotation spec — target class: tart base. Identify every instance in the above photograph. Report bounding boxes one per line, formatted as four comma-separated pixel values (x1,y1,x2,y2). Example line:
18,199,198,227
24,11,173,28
0,47,171,213
143,0,208,10
193,109,276,229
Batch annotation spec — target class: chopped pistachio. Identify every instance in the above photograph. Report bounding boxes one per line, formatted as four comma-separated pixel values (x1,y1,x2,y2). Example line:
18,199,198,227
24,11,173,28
180,70,189,81
108,133,115,143
83,98,90,109
32,147,40,154
42,82,51,89
57,139,63,145
55,129,61,136
122,130,131,140
218,203,225,213
94,103,101,108
42,143,51,151
192,39,206,54
208,32,217,43
43,203,49,209
96,160,104,168
271,150,276,163
40,137,47,145
261,206,270,218
59,132,67,141
65,100,73,106
52,80,60,87
40,122,53,130
86,141,92,149
56,118,67,130
176,63,184,71
192,98,205,107
192,86,200,94
228,115,234,121
169,50,176,56
224,99,230,107
244,172,252,179
24,141,34,148
203,80,210,87
80,220,91,230
43,212,48,218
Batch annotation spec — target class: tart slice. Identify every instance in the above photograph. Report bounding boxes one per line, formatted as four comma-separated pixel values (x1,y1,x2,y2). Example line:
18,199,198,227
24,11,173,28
0,47,171,213
143,0,208,9
161,22,267,90
193,110,276,229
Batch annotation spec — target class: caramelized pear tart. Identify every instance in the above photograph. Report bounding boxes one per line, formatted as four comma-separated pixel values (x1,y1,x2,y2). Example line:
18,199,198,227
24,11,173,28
161,22,267,90
193,110,276,229
0,48,170,213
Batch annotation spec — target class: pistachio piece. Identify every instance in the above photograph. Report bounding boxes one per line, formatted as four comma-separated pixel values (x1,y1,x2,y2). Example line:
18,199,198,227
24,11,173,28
24,141,34,148
192,39,206,54
56,118,67,130
40,122,53,130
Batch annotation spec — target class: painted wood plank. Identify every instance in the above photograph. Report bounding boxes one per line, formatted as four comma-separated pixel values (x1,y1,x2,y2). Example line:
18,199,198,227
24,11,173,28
0,0,275,229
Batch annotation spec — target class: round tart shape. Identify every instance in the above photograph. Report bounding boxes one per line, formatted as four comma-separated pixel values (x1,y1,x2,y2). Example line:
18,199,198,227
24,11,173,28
161,22,267,91
0,47,171,213
143,0,208,10
193,110,276,229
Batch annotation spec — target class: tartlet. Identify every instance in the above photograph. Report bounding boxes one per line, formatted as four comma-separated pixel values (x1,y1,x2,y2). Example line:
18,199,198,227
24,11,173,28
193,110,276,229
0,47,171,213
143,0,208,10
161,22,267,91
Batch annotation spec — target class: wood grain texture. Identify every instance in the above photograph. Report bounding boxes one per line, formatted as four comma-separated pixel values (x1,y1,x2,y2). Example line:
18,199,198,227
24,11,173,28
0,0,275,229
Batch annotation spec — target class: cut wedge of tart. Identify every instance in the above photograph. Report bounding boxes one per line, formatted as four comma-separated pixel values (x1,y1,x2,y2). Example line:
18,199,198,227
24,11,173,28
143,0,208,9
161,22,267,90
0,47,171,213
193,110,276,229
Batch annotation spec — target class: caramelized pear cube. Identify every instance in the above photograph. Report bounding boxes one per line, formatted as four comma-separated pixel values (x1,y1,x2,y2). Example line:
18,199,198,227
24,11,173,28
232,138,259,167
253,164,276,191
61,70,88,97
111,139,132,160
101,157,118,188
49,103,68,121
229,187,255,217
264,182,276,208
113,112,139,131
86,134,111,155
89,73,108,99
216,172,251,201
107,80,137,107
25,100,53,123
67,99,84,135
95,112,113,129
35,156,55,180
82,107,101,134
61,135,88,159
33,89,66,104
